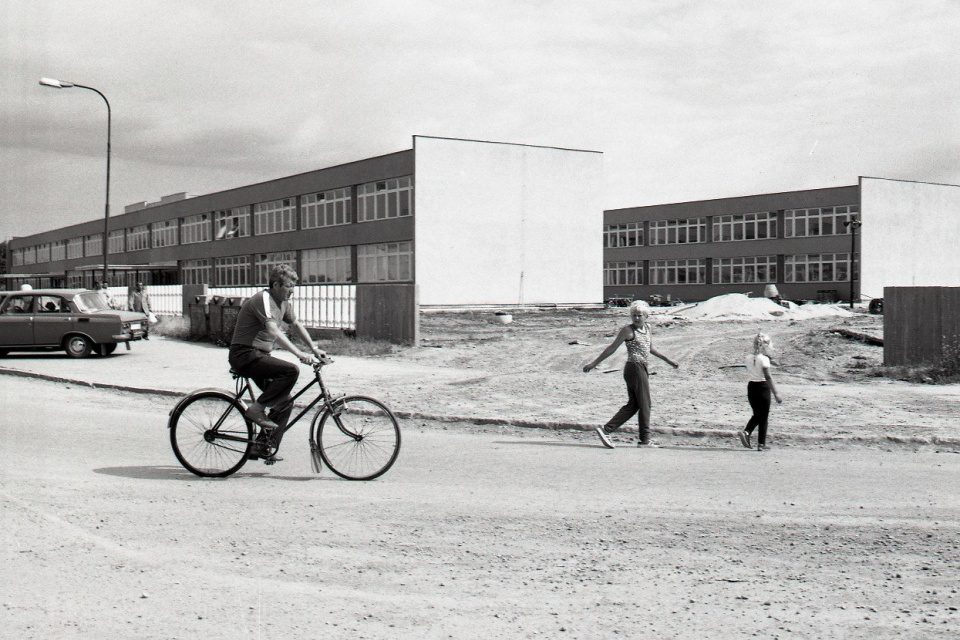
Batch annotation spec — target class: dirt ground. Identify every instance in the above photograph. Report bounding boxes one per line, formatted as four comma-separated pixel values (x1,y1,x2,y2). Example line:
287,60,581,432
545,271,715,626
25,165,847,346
2,306,960,639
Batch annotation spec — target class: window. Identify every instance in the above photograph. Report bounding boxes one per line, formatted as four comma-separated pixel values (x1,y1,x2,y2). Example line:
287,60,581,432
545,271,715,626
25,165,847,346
182,258,212,285
712,212,778,242
254,198,297,235
604,261,643,285
357,176,412,222
108,230,125,255
302,246,352,283
303,188,351,229
0,294,34,314
36,295,68,313
36,243,51,264
784,205,858,237
215,256,250,286
712,256,778,284
67,237,83,259
649,259,706,285
152,220,178,248
357,241,413,282
11,248,24,267
254,251,297,285
127,225,150,251
181,213,212,245
603,223,643,248
21,246,37,265
784,253,852,283
215,206,251,239
51,241,66,262
649,218,706,245
84,234,103,257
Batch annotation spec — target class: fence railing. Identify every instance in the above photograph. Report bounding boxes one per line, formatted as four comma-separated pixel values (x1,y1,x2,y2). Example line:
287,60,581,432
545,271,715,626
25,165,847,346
106,285,183,316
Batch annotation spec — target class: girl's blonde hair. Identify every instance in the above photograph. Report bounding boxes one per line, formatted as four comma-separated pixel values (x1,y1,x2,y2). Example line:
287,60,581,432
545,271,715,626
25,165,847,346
629,300,651,316
753,331,773,355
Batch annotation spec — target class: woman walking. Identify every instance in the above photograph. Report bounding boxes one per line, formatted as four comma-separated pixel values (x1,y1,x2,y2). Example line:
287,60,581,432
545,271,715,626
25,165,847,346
738,332,783,451
583,300,679,448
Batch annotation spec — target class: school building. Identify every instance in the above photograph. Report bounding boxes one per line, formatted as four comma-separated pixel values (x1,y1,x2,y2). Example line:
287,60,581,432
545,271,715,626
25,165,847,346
6,134,960,311
603,177,960,305
4,136,604,309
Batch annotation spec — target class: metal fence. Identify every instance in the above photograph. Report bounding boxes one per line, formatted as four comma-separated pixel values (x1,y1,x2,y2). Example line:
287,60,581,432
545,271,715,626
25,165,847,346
106,285,183,316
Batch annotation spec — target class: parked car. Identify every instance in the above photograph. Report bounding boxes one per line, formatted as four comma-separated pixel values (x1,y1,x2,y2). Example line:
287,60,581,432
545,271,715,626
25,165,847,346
0,288,148,358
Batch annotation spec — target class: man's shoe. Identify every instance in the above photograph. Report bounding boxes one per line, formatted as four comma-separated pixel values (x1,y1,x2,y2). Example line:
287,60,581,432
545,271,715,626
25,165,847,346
738,430,751,449
757,444,768,452
594,427,615,449
637,441,659,448
245,405,279,430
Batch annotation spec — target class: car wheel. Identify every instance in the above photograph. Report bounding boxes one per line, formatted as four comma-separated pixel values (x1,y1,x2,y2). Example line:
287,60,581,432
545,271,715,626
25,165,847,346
96,343,118,356
64,335,93,358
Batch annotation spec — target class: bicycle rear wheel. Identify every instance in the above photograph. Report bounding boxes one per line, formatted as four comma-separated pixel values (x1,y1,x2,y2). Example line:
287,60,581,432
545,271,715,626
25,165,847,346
315,396,401,480
169,391,253,477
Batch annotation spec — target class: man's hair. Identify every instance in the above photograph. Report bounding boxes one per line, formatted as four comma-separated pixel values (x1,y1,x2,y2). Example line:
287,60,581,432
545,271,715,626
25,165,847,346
268,264,298,288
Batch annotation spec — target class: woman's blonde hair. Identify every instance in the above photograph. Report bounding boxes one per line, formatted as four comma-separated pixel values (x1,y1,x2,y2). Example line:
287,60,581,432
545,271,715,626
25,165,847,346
753,331,773,355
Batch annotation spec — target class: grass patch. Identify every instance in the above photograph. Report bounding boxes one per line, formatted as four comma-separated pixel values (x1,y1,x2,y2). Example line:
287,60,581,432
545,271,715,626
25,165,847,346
150,315,192,340
868,345,960,384
316,333,398,358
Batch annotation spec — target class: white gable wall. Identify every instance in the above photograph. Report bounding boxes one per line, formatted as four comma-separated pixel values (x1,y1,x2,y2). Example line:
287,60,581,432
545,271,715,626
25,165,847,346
860,177,960,299
413,136,603,307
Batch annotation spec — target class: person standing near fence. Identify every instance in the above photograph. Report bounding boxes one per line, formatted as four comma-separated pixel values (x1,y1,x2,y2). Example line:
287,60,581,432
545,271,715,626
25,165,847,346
128,282,153,339
737,332,783,451
583,300,680,448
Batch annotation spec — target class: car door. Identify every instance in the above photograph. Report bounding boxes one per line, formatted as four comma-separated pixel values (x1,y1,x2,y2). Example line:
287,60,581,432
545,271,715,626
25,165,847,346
33,295,75,346
0,294,37,346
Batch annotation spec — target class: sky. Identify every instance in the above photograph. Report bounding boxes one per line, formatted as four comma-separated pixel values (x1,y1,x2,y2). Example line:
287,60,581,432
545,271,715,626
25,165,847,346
2,0,959,241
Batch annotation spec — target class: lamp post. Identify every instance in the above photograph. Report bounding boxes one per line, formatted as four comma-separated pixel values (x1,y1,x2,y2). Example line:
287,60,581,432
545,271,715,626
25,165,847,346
843,216,862,309
39,77,111,288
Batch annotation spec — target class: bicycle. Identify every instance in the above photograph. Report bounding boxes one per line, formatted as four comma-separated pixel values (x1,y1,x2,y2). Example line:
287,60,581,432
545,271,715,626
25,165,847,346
168,358,401,480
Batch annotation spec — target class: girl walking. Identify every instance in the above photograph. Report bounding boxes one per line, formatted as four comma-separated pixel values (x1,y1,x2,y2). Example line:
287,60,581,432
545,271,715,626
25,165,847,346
583,300,679,448
738,332,783,451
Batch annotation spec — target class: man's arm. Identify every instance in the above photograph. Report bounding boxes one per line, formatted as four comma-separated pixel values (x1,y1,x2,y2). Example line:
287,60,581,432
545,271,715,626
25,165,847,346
292,320,327,361
264,320,324,364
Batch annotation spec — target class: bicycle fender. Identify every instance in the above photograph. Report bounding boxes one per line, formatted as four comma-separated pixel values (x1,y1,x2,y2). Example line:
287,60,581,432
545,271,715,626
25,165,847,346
168,389,247,423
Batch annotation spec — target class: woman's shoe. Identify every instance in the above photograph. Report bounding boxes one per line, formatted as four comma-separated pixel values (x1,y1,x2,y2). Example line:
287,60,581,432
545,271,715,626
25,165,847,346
738,430,751,449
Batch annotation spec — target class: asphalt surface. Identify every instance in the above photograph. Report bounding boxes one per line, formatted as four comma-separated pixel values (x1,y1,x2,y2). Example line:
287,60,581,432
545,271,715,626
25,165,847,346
2,362,960,638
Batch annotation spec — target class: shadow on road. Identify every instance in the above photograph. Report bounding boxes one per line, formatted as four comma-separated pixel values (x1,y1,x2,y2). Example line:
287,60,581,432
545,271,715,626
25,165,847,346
494,440,758,453
94,465,328,481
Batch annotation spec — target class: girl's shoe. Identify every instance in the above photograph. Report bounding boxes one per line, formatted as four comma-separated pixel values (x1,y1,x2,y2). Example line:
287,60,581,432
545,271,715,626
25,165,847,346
738,430,751,449
594,427,615,449
757,444,768,451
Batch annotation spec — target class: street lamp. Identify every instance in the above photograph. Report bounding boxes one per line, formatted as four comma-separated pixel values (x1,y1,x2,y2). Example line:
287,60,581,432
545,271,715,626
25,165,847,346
843,216,862,309
39,77,111,288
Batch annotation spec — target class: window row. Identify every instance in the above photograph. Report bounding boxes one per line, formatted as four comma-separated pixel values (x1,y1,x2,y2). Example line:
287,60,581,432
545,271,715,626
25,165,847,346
181,242,414,287
602,204,859,247
14,177,413,263
784,205,859,238
604,254,854,285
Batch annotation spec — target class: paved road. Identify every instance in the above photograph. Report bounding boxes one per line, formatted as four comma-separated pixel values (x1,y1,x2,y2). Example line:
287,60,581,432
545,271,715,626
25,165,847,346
2,375,959,639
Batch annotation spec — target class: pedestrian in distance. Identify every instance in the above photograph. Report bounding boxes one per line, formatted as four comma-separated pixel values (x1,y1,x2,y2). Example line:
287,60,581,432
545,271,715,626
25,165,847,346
128,282,154,338
737,331,783,451
583,300,679,449
228,264,327,462
97,281,118,310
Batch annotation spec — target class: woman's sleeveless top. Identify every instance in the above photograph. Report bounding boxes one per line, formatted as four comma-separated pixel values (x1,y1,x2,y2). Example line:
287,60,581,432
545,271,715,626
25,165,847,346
625,325,651,365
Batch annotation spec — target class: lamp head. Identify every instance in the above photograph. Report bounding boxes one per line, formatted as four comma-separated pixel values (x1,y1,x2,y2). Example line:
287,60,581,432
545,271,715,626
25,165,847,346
39,77,75,89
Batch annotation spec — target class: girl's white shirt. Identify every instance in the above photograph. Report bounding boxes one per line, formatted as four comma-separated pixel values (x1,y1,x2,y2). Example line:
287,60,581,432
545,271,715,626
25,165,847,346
746,353,771,382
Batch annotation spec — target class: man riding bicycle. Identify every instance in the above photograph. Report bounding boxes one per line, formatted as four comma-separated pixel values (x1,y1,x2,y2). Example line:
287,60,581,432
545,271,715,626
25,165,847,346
228,264,327,462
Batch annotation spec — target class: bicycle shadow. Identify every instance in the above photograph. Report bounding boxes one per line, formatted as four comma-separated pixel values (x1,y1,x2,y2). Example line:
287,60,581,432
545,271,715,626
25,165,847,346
94,465,332,481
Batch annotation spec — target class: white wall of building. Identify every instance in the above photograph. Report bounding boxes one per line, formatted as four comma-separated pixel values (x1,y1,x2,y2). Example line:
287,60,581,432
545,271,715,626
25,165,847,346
860,177,960,299
413,136,603,307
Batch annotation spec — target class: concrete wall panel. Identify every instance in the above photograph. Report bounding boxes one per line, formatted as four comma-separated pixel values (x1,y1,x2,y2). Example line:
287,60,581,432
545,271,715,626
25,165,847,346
413,137,603,306
860,178,960,300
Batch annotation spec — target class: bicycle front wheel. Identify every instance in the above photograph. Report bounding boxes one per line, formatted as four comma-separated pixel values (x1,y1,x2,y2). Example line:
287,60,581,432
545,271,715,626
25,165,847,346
315,396,401,480
169,391,253,478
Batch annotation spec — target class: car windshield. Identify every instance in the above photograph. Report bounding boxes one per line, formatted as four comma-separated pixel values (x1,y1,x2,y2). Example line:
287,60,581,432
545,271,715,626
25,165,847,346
73,292,110,312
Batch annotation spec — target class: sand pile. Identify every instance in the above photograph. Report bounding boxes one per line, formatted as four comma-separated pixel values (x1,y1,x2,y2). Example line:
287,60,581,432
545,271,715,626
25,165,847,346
671,293,854,321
